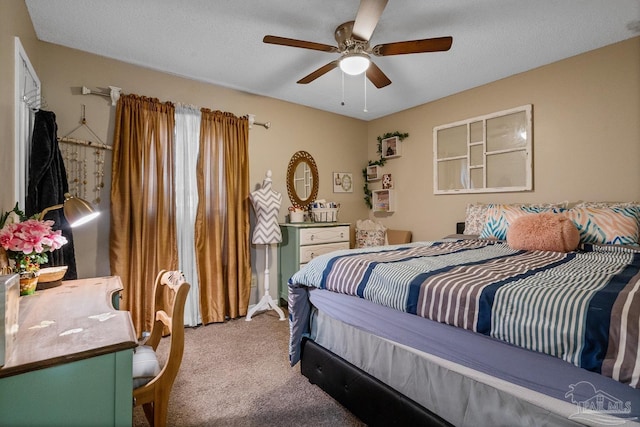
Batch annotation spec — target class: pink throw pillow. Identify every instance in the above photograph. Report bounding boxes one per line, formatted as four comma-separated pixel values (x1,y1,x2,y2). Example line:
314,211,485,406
507,213,580,253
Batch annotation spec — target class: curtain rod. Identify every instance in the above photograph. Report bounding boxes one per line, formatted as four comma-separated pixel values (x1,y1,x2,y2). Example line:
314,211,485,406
248,114,270,130
82,85,122,106
81,86,271,130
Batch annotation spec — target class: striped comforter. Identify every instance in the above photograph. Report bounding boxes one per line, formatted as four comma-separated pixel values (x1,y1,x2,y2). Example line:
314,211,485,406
289,239,640,387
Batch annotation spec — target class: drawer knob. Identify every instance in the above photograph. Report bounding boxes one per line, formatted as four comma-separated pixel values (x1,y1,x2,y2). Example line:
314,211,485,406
310,235,315,241
340,232,344,238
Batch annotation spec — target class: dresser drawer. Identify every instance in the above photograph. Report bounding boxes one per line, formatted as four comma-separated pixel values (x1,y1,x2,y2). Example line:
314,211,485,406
279,223,351,303
299,241,350,264
299,226,349,246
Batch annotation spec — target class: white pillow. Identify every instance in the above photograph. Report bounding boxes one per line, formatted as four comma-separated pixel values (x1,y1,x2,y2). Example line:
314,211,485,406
356,219,387,247
463,203,488,235
132,345,160,389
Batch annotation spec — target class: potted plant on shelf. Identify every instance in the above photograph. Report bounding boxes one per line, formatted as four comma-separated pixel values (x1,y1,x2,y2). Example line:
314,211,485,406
0,203,68,295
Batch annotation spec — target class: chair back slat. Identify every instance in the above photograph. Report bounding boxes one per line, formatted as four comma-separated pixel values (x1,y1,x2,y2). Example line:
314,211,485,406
155,310,172,330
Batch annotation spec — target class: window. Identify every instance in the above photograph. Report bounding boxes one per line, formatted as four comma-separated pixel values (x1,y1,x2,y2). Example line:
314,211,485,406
433,105,532,194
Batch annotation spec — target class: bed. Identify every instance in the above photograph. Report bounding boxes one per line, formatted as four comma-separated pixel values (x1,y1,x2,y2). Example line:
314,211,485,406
287,203,640,426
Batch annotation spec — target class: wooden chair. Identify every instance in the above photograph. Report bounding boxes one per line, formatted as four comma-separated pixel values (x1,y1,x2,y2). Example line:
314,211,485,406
387,229,412,245
133,270,190,427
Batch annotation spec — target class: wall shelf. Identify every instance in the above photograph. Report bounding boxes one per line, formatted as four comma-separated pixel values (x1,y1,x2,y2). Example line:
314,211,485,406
372,189,395,212
382,136,402,159
367,165,382,181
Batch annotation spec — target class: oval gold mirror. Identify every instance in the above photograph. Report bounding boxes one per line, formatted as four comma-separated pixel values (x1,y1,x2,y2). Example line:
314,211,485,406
286,151,319,209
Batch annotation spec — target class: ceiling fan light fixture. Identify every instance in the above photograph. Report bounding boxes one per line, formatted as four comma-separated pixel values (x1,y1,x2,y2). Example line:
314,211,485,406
339,53,370,76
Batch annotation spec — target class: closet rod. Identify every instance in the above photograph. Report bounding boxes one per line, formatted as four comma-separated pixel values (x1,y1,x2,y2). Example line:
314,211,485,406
58,136,113,151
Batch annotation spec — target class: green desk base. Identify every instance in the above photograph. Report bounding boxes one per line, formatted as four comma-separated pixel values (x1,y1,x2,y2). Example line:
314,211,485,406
0,349,133,426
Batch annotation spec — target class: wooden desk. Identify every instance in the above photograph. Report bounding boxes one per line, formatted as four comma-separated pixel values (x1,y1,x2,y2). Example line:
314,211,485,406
0,276,137,426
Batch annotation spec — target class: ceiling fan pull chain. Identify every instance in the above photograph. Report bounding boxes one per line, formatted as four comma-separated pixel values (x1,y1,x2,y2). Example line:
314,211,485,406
363,72,368,113
341,71,345,106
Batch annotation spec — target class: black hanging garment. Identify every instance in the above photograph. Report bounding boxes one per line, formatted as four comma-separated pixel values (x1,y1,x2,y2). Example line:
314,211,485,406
25,110,77,280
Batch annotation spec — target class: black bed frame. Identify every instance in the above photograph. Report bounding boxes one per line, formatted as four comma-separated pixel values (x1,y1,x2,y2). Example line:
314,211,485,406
300,338,453,427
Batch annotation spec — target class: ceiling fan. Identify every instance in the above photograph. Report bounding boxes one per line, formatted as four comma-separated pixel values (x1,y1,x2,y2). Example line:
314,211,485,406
263,0,453,88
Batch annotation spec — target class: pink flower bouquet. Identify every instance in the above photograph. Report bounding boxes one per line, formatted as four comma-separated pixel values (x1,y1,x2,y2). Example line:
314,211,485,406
0,204,68,274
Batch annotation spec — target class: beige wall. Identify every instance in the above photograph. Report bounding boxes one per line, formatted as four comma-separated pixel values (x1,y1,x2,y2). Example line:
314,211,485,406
35,43,368,280
1,1,369,287
367,36,640,241
2,1,639,291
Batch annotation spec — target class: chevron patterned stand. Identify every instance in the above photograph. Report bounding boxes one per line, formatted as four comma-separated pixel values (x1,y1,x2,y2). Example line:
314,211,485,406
246,244,285,321
247,170,286,321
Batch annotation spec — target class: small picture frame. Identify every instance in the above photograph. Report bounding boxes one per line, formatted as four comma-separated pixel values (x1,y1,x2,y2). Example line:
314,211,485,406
367,165,381,181
382,173,393,189
382,136,402,159
333,172,353,193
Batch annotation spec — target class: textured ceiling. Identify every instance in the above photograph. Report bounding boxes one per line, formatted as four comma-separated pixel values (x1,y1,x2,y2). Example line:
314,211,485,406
25,0,640,121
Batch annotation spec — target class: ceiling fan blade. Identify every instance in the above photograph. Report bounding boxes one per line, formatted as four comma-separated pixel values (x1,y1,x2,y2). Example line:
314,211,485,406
372,36,453,56
352,0,389,41
297,60,339,84
263,35,339,53
366,62,391,88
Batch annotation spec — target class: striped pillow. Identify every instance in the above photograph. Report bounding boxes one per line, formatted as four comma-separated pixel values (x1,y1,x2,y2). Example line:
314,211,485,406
479,204,563,240
564,206,640,245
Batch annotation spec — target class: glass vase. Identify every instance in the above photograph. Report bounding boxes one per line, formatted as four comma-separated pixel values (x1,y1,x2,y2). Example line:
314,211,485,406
19,271,39,296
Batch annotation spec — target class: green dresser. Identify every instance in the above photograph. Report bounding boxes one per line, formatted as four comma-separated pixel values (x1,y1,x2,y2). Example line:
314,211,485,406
0,276,137,426
278,223,350,303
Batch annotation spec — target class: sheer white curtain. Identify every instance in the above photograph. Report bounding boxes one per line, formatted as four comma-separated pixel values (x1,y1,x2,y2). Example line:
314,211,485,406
174,104,202,326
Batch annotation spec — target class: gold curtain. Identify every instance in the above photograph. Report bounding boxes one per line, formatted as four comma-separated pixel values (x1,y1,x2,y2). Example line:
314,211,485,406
109,95,178,336
195,109,251,324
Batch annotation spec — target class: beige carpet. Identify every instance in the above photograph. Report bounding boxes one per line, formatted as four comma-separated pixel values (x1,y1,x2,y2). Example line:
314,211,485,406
133,309,365,427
